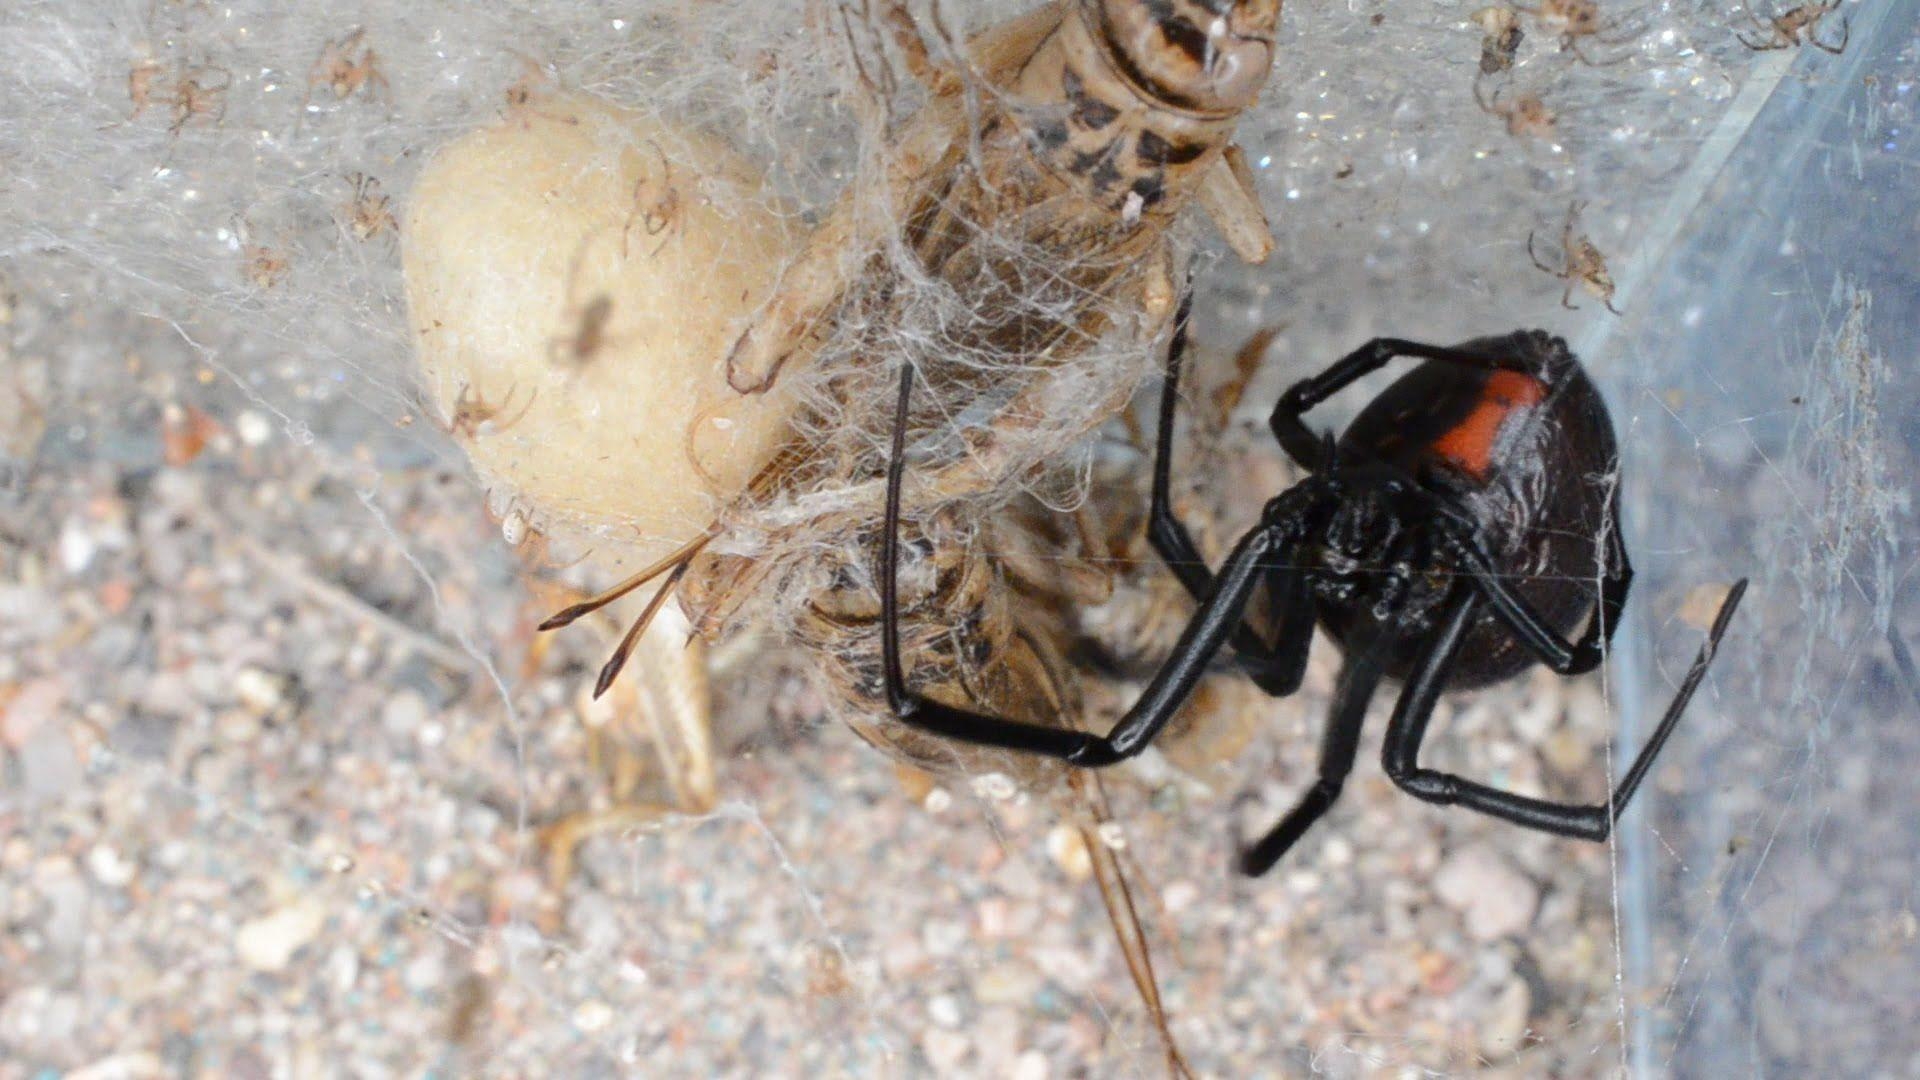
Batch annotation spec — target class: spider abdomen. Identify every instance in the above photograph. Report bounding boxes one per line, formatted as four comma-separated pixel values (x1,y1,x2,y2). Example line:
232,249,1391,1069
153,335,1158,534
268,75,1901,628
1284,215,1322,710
1329,331,1619,688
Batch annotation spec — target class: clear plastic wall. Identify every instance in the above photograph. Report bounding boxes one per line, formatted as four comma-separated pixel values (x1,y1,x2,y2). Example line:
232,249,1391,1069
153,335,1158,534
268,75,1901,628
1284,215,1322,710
2,0,1914,1075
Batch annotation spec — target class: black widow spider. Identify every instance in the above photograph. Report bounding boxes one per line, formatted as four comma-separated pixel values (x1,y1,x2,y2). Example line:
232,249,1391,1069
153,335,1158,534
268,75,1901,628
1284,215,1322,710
880,305,1746,876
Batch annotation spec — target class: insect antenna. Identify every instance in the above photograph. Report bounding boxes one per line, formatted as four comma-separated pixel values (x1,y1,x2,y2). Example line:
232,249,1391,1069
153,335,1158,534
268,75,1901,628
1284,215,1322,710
539,531,712,631
592,557,696,699
1606,577,1748,815
1071,770,1193,1079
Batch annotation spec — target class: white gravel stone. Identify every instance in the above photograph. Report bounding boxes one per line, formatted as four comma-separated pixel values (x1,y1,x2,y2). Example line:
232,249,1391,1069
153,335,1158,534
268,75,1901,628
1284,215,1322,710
928,993,963,1028
1476,974,1532,1058
235,898,329,972
1434,844,1539,942
87,843,137,887
922,1028,971,1074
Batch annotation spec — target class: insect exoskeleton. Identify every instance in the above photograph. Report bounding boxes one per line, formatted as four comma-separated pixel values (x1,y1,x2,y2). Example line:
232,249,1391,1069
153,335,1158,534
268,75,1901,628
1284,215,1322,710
1018,0,1283,222
674,0,1288,789
720,0,1281,396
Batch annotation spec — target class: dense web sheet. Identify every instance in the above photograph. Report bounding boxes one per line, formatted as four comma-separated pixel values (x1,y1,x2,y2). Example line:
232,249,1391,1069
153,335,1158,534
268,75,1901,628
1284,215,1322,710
1,0,1915,1074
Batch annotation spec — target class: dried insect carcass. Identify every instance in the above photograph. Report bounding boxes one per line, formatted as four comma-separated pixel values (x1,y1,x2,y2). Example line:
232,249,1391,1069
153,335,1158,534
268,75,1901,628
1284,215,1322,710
344,172,399,242
1738,1,1849,54
535,10,1288,1061
641,0,1287,771
721,0,1280,395
1471,6,1525,73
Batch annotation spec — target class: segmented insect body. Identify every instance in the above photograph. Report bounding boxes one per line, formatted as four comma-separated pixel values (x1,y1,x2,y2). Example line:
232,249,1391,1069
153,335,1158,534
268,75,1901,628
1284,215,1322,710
672,1,1283,777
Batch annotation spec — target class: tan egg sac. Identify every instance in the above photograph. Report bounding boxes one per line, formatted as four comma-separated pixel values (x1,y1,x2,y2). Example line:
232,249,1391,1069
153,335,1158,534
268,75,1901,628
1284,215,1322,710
402,92,803,563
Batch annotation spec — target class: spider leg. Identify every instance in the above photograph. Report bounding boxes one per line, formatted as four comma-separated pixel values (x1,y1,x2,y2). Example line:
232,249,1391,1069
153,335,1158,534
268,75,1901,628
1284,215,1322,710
1566,35,1631,67
1738,6,1793,51
1146,295,1313,694
881,363,1277,766
1238,635,1388,875
1526,230,1559,276
1385,579,1746,839
1270,335,1539,471
1441,515,1629,675
1812,14,1849,53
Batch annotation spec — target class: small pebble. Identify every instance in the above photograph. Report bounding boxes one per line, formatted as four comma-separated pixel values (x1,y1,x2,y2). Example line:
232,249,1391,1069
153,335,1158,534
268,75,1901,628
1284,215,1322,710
970,772,1018,801
1434,844,1539,942
38,870,89,957
922,1028,971,1074
383,689,427,737
881,931,927,980
19,720,82,799
1541,729,1593,776
67,1052,166,1080
327,945,360,993
1511,670,1562,742
927,993,962,1028
573,1000,613,1033
235,898,328,972
216,708,262,744
972,962,1040,1006
1477,975,1532,1058
404,951,445,992
922,919,968,959
1,677,64,748
1045,825,1092,882
236,410,273,446
86,844,136,888
233,667,287,717
1011,1050,1049,1080
976,896,1014,938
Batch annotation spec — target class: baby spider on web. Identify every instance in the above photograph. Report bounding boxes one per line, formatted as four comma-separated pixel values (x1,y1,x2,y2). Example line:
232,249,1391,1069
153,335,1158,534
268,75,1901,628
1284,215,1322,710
127,59,165,119
301,27,389,124
1739,1,1849,54
1528,200,1621,314
227,216,291,290
486,494,591,575
501,54,578,129
166,63,231,135
1515,0,1637,65
343,172,398,243
443,381,537,440
243,244,290,290
621,138,683,260
1475,78,1557,139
